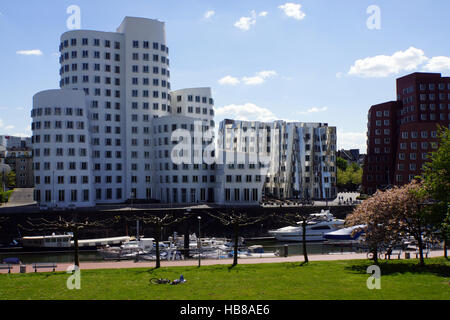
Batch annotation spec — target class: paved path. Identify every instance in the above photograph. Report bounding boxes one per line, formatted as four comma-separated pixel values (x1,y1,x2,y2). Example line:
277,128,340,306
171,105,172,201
1,250,444,274
2,188,36,207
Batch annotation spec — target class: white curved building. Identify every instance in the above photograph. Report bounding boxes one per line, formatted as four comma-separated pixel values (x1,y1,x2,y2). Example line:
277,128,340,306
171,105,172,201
32,90,95,207
55,17,171,204
32,16,337,208
32,17,220,208
151,88,216,203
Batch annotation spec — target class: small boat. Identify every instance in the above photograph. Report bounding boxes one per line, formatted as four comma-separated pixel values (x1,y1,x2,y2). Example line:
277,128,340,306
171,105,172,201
268,210,345,242
323,225,366,242
237,245,280,258
98,238,154,260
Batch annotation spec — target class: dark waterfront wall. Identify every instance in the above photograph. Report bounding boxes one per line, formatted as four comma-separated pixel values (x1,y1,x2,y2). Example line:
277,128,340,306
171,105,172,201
0,206,355,244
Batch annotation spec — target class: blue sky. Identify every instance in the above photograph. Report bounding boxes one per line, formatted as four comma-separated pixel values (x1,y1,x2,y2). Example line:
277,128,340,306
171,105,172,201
0,0,449,152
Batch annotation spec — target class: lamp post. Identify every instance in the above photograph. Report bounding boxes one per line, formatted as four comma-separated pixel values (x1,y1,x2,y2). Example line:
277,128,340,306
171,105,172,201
52,170,55,209
1,168,5,193
184,208,192,259
198,216,202,267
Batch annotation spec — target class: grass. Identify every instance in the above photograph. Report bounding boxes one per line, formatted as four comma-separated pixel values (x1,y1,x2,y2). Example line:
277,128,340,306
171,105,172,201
0,258,448,300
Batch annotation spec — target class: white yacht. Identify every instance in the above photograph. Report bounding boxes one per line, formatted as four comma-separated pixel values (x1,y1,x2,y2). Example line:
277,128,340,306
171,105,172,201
98,238,154,260
268,210,345,242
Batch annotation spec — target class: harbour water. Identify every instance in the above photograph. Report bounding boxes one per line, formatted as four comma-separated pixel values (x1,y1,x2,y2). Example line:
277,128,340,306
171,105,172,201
0,241,358,264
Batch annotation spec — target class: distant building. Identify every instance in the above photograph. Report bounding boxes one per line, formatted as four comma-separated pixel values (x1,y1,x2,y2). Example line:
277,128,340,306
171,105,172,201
363,72,450,194
337,149,365,167
0,135,31,149
0,136,34,188
0,145,5,163
4,148,34,188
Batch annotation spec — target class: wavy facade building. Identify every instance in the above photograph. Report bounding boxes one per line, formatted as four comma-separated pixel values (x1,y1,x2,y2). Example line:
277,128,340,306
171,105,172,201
216,120,337,203
32,17,337,208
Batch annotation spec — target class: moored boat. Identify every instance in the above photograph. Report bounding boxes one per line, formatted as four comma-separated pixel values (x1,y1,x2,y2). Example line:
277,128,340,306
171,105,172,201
268,210,345,242
19,234,131,252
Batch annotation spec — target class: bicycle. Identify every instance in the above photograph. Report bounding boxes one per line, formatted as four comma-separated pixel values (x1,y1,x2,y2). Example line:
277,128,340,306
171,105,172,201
150,278,171,285
366,251,383,260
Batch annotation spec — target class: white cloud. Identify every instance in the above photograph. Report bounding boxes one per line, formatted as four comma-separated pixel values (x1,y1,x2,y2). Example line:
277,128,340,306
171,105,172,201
259,11,268,17
242,70,277,85
297,107,328,114
279,3,306,20
219,70,277,86
337,131,367,153
0,120,16,133
215,103,278,122
234,10,257,31
348,47,429,78
423,56,450,72
204,10,215,19
16,49,43,56
218,75,241,86
11,133,30,138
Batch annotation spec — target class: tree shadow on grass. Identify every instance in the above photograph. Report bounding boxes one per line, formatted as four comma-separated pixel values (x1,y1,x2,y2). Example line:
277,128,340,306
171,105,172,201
283,262,310,269
346,260,450,278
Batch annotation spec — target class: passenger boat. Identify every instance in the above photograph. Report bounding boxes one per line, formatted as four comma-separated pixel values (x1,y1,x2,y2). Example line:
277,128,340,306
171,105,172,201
19,233,131,252
268,210,345,242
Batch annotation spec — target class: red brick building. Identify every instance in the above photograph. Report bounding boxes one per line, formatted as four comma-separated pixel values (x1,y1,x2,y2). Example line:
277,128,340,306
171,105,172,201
363,72,450,194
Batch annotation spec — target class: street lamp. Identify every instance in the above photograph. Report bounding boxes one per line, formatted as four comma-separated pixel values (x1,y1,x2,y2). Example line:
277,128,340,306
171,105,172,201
198,216,202,267
52,170,55,209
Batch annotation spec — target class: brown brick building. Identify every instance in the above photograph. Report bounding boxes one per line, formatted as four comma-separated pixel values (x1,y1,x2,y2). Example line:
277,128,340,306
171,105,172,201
363,72,450,194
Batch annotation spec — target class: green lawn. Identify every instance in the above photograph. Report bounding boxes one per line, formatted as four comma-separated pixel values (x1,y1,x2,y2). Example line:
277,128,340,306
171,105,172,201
0,258,448,300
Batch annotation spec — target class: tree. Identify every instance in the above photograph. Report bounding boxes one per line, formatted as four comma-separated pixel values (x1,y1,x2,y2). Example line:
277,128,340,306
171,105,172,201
207,210,267,267
125,213,188,269
392,181,433,267
347,181,433,266
419,126,450,259
337,164,362,192
337,157,348,171
22,214,116,267
337,168,350,188
346,189,401,264
6,171,16,189
350,166,363,186
273,212,310,265
0,216,8,229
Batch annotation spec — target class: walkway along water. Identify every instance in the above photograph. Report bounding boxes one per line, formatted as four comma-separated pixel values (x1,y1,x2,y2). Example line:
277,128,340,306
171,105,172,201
0,250,443,274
